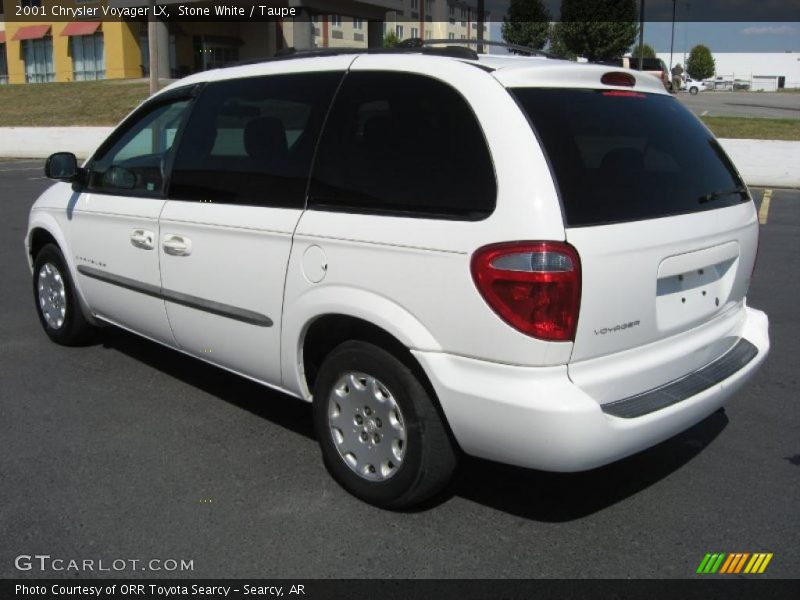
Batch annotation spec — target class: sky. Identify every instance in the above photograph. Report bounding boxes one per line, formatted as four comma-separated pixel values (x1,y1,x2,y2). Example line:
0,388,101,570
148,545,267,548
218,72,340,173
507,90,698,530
489,22,800,54
644,22,800,53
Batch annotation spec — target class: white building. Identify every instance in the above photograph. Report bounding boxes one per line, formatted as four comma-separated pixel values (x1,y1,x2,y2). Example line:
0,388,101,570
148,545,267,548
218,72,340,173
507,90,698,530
657,52,800,90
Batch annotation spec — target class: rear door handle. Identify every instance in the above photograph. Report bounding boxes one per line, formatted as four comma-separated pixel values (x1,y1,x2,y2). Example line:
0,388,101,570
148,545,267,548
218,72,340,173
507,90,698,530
163,234,192,257
130,229,155,250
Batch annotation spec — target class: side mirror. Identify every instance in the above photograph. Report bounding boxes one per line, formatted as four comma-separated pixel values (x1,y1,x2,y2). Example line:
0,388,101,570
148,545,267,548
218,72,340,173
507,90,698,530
45,152,79,181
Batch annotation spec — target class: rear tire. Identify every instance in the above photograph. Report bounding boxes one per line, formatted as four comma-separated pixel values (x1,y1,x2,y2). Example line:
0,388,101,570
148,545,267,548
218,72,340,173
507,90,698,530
690,86,699,95
33,243,95,346
313,340,458,509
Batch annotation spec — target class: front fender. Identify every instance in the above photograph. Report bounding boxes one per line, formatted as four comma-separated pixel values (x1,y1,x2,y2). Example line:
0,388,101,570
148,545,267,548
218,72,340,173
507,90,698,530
281,285,441,399
27,208,96,324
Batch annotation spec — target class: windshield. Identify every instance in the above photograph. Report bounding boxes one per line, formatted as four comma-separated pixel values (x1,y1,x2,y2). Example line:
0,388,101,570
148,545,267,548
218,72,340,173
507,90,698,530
511,88,749,227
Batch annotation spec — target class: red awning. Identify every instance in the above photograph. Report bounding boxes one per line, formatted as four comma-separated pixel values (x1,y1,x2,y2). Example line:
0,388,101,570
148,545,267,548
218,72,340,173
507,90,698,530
60,22,101,37
0,32,6,44
12,25,51,42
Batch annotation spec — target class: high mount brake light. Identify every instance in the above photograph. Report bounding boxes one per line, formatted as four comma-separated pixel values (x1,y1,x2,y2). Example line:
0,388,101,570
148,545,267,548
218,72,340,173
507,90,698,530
601,71,636,87
471,242,581,341
602,90,647,98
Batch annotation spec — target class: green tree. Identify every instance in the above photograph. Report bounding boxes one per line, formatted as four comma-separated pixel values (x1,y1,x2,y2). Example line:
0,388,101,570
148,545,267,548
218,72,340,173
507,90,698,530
383,31,401,48
556,0,639,62
547,24,577,60
502,0,551,51
686,44,715,80
631,43,656,59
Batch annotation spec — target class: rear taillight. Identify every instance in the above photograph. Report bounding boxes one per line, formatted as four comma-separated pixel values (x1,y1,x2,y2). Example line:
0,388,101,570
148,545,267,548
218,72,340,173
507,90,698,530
471,242,581,341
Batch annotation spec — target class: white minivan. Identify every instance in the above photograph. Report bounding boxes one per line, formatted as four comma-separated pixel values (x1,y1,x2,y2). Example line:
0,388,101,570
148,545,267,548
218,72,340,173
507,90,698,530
26,46,769,508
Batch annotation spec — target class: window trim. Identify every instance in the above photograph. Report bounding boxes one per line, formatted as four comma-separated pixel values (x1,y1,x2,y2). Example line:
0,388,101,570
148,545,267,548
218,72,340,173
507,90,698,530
307,70,498,222
83,84,202,199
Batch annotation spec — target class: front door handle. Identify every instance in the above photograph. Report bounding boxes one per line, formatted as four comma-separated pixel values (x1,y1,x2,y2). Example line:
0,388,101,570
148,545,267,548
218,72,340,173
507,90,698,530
130,229,155,250
163,234,192,257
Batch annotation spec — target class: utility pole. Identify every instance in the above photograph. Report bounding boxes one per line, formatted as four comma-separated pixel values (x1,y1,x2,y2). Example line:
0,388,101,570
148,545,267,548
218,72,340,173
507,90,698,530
669,0,676,72
638,0,645,70
148,0,158,95
477,0,485,54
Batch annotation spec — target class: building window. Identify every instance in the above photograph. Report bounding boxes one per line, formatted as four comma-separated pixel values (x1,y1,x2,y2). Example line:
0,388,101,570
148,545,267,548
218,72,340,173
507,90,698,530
411,27,419,39
331,14,342,27
425,31,432,40
353,19,364,30
449,6,454,17
71,33,105,81
448,33,455,40
396,25,404,38
0,44,8,84
140,32,177,77
23,37,55,83
194,37,239,72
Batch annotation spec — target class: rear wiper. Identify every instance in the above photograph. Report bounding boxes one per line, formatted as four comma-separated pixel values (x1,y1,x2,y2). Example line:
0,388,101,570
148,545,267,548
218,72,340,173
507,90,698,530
698,186,748,204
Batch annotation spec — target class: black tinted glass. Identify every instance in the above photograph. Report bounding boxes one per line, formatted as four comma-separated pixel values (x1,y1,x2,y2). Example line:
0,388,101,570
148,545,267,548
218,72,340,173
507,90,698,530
512,89,748,227
89,100,190,195
309,71,496,220
169,72,343,208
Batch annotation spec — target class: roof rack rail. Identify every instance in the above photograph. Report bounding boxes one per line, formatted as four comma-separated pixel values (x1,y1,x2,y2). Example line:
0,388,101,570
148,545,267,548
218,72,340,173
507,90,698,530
232,44,478,67
398,38,561,59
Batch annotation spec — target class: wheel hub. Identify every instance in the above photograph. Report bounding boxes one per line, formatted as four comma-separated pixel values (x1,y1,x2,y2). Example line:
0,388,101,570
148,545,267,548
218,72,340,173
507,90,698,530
37,262,67,330
328,372,406,481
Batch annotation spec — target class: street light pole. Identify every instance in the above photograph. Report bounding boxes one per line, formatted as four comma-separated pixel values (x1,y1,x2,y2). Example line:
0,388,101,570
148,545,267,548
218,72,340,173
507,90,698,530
638,0,645,70
669,0,676,72
148,1,158,95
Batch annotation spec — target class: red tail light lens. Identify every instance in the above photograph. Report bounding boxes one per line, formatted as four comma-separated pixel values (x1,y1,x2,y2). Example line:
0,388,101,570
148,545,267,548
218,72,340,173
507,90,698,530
471,242,581,341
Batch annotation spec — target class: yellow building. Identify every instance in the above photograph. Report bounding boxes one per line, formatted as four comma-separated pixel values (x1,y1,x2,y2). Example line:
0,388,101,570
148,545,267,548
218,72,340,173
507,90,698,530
0,0,399,85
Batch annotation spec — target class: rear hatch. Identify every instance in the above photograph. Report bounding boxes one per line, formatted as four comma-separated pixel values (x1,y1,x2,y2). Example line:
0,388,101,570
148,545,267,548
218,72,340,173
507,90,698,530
511,87,758,394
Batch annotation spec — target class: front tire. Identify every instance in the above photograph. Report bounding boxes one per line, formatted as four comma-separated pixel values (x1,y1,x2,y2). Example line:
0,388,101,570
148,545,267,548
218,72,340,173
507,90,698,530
690,86,699,95
313,341,458,509
33,243,94,345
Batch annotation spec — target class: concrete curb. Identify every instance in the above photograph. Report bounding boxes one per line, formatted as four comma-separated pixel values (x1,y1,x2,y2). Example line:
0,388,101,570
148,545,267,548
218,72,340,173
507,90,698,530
0,127,112,160
1,127,798,188
717,139,800,188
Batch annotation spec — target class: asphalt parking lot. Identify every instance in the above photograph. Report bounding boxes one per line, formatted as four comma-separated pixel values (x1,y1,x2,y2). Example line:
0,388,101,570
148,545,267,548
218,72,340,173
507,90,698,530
677,90,800,119
1,161,798,579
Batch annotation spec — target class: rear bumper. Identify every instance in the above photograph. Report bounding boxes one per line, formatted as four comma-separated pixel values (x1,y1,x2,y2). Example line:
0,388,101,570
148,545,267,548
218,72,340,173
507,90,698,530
413,305,769,472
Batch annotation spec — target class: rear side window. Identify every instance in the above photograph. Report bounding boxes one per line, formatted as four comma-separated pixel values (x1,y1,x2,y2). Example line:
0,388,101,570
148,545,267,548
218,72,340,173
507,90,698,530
512,89,748,227
309,71,496,220
168,72,343,208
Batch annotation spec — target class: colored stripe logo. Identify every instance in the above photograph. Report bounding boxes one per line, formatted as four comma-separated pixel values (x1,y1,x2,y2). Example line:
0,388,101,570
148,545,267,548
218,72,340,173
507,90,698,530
696,553,773,574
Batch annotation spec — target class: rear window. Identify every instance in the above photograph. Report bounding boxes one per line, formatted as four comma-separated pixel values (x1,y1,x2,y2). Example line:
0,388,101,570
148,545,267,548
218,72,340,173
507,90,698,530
512,88,748,227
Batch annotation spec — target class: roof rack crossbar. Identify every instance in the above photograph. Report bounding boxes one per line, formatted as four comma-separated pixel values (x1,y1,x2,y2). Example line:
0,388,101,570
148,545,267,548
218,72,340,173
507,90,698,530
398,38,560,59
232,44,479,67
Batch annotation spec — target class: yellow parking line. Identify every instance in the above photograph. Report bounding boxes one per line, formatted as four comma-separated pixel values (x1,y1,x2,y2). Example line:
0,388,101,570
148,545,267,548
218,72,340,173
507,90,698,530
758,189,773,225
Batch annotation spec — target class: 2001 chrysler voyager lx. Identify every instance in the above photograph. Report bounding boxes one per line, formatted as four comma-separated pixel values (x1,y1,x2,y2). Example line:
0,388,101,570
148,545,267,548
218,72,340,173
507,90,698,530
26,45,769,508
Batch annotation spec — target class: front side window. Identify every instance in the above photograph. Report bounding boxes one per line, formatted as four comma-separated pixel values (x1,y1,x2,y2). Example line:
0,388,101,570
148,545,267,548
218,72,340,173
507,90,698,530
88,99,191,195
309,71,496,220
23,37,54,83
71,33,105,81
169,72,343,208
